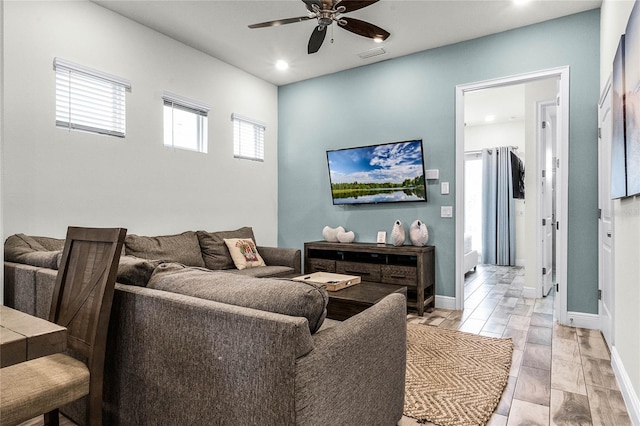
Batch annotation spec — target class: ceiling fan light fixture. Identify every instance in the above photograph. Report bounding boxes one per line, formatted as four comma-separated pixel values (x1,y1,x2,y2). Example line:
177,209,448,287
249,0,389,55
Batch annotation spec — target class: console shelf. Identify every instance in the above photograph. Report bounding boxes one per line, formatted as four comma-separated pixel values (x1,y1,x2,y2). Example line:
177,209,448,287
304,241,435,315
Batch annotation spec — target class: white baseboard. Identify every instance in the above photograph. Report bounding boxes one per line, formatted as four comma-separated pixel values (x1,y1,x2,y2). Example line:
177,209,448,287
611,346,640,426
435,295,456,310
565,311,600,330
522,286,538,299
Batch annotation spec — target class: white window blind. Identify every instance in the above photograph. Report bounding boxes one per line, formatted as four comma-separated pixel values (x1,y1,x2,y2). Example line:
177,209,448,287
163,92,209,153
54,58,131,138
232,113,265,162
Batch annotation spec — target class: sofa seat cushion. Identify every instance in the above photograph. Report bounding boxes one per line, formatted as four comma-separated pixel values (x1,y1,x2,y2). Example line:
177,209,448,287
124,231,205,268
4,234,61,270
197,227,255,270
228,265,294,278
147,263,328,333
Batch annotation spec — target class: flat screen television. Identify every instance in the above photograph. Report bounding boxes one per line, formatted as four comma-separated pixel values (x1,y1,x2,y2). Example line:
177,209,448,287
326,139,427,205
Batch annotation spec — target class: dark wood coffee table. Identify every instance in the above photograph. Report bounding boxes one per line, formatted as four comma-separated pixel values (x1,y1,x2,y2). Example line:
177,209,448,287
325,281,407,321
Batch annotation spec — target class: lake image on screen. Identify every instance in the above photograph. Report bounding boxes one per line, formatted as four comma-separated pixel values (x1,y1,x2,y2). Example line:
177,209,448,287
328,140,426,205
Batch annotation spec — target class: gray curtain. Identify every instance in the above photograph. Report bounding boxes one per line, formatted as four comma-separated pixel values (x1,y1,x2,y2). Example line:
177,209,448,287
481,146,515,266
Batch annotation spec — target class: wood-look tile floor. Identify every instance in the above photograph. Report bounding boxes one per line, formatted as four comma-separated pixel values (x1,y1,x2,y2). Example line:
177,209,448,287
399,264,632,426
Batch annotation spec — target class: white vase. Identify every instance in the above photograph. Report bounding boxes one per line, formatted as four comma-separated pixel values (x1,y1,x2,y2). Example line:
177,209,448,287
391,220,405,247
322,226,344,242
409,220,429,246
336,230,355,243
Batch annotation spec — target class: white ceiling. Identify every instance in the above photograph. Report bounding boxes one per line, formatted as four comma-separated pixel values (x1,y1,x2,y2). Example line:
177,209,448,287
93,0,601,86
464,84,525,127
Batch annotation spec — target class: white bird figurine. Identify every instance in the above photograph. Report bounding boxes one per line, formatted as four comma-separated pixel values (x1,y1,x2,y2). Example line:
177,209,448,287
391,220,405,246
409,220,429,246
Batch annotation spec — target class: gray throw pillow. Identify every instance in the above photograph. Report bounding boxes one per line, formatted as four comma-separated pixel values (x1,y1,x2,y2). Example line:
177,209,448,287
125,231,205,268
196,227,256,270
117,256,164,287
147,263,328,333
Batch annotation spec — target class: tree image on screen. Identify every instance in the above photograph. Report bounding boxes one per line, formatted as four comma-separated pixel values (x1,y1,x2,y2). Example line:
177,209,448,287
327,140,427,205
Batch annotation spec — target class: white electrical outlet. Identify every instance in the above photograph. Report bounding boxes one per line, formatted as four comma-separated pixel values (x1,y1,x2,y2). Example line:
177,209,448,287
441,206,453,218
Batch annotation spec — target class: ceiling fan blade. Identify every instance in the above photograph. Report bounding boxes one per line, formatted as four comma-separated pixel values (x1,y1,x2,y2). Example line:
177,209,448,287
339,17,390,40
336,0,379,13
249,16,313,29
308,26,327,54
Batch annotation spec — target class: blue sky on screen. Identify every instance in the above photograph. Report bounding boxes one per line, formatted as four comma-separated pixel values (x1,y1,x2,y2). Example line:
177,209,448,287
328,140,424,184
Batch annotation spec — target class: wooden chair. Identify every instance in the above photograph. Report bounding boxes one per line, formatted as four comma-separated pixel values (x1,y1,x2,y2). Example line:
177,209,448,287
0,227,126,426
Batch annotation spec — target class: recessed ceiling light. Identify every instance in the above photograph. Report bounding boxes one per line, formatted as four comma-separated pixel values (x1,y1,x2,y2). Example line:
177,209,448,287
485,115,496,122
275,60,289,71
514,0,531,5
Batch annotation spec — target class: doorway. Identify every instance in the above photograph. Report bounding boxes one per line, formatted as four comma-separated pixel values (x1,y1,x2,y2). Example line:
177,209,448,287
538,100,558,296
455,67,570,325
598,77,614,348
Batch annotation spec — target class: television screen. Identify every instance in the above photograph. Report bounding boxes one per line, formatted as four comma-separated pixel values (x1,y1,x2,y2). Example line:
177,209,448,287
326,140,427,205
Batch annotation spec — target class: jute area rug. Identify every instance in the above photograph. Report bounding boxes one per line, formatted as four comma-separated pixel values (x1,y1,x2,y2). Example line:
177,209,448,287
404,324,513,426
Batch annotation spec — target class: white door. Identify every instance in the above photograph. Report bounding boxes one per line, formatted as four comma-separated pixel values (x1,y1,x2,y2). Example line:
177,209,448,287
598,80,614,348
540,102,556,296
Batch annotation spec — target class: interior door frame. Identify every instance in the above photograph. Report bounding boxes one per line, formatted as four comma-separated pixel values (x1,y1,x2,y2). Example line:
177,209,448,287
454,66,570,326
537,100,557,297
598,75,614,348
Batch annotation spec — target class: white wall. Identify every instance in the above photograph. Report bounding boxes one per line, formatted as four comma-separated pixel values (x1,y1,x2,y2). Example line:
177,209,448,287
2,1,279,244
1,0,4,304
600,0,640,418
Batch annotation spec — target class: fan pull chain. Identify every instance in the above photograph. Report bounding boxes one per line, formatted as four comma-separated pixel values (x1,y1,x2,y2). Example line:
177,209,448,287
330,23,334,44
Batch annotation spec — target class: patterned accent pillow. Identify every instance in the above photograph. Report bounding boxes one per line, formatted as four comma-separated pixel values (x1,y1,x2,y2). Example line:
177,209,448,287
223,238,266,270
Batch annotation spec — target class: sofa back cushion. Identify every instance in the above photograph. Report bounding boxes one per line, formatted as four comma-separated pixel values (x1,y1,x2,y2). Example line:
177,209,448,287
31,236,65,252
196,227,255,270
117,256,163,287
147,263,328,333
4,234,61,269
124,231,205,268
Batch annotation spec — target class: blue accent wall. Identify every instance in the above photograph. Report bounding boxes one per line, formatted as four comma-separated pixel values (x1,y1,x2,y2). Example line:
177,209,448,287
278,10,600,313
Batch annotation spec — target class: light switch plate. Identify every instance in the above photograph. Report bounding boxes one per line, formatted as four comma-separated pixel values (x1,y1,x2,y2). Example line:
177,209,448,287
441,182,450,195
441,206,453,218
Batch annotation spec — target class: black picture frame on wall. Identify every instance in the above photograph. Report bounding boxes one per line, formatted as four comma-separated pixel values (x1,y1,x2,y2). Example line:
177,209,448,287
625,0,640,197
612,34,627,199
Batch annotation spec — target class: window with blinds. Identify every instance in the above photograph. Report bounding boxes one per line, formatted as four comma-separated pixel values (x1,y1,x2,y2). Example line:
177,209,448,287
54,58,130,138
163,92,209,153
232,114,265,162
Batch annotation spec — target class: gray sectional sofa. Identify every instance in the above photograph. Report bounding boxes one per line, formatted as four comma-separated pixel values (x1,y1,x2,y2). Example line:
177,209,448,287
3,228,407,426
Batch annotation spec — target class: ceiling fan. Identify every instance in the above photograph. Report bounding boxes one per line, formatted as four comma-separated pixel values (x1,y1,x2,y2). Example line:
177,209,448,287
248,0,390,54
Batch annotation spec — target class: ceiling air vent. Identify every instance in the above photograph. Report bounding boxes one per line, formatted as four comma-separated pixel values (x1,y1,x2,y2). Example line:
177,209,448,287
358,47,386,60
